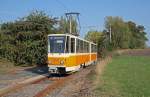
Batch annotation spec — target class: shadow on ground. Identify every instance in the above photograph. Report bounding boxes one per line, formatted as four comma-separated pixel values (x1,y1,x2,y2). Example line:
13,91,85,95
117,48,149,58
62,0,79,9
24,65,49,75
24,65,71,78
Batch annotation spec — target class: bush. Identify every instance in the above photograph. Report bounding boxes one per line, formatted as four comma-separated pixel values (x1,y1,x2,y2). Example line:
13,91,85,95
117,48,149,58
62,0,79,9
0,11,56,66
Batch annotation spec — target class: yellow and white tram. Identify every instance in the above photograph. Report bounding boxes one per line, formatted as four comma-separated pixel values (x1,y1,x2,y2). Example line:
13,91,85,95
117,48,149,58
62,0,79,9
48,34,97,73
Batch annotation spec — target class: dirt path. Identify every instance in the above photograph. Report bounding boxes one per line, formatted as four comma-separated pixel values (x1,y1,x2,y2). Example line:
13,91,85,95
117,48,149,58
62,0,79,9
46,66,97,97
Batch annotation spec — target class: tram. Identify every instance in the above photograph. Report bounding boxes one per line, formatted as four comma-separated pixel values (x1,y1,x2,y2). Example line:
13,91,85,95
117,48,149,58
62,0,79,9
48,34,97,74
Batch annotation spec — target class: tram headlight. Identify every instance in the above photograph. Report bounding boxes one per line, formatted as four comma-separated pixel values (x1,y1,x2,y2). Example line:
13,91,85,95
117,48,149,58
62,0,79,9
48,61,51,64
60,60,64,65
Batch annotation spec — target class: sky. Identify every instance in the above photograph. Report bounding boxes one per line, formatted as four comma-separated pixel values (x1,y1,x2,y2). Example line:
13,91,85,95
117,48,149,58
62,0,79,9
0,0,150,46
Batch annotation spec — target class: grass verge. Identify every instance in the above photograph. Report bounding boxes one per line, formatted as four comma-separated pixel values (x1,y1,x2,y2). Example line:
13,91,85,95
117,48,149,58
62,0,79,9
94,55,150,97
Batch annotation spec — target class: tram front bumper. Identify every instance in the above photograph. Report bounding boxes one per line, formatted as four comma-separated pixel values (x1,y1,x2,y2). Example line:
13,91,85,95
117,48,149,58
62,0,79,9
48,65,66,74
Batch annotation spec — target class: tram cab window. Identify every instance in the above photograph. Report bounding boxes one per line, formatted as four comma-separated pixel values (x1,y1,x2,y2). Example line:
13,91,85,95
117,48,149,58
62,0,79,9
49,36,65,53
71,38,75,53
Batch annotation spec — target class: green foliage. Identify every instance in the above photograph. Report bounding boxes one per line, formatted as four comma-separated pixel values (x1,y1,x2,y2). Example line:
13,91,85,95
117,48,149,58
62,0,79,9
56,17,69,34
104,16,147,49
84,30,107,57
105,16,132,49
0,10,56,65
127,21,148,48
85,30,103,44
57,16,78,35
85,16,148,57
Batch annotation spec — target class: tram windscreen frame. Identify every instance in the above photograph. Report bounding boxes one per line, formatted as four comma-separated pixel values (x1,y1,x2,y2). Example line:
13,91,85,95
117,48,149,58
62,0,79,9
49,36,66,53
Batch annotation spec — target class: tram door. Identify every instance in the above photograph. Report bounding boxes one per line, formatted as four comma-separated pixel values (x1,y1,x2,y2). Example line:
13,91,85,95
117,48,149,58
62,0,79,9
65,36,75,53
70,37,76,66
71,37,75,53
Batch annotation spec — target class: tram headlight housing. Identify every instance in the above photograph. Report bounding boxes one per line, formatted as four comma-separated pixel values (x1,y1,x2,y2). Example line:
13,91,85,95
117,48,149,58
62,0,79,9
48,61,51,64
60,60,64,65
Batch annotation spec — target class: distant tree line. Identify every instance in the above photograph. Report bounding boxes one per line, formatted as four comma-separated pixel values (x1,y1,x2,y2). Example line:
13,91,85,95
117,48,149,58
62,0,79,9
0,11,148,65
85,16,148,57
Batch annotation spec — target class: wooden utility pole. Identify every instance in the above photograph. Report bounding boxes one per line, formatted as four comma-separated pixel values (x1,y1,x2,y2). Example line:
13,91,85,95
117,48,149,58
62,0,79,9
109,24,112,43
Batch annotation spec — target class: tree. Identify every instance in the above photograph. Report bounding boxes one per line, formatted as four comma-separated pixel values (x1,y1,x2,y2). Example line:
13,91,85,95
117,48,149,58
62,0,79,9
56,16,69,34
84,30,105,56
0,10,57,65
105,16,132,49
85,30,103,44
127,21,148,48
57,16,78,35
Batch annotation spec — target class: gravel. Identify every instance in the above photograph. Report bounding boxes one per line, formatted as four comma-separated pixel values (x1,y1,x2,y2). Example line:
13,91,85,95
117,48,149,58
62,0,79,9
4,83,50,97
0,66,48,89
1,65,98,97
46,66,98,97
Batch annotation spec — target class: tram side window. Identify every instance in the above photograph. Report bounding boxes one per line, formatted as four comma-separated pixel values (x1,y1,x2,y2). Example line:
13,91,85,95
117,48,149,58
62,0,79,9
82,41,84,53
95,45,97,52
71,38,75,53
80,40,84,53
76,39,89,53
91,44,95,53
76,39,83,53
84,41,88,53
91,44,92,53
91,44,93,53
76,39,78,53
91,44,97,53
76,39,80,53
86,42,89,53
79,39,81,53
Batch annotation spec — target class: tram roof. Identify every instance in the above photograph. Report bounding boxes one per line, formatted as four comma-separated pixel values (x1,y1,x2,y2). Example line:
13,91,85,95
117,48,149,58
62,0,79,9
48,34,97,45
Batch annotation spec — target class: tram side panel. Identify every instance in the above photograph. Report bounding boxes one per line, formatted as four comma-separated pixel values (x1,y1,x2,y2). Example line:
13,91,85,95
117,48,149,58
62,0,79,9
65,55,78,72
64,54,91,72
75,54,91,67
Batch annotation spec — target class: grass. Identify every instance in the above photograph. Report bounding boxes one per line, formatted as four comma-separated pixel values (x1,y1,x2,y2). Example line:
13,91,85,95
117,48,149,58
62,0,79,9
95,55,150,97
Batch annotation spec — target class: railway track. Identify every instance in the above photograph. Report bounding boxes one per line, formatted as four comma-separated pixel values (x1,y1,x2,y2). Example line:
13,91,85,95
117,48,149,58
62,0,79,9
34,75,71,97
0,73,49,97
0,72,73,97
0,65,94,97
35,66,94,97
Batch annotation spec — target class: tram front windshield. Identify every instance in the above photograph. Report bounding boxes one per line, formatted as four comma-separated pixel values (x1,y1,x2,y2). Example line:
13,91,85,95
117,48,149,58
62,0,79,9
49,36,66,53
